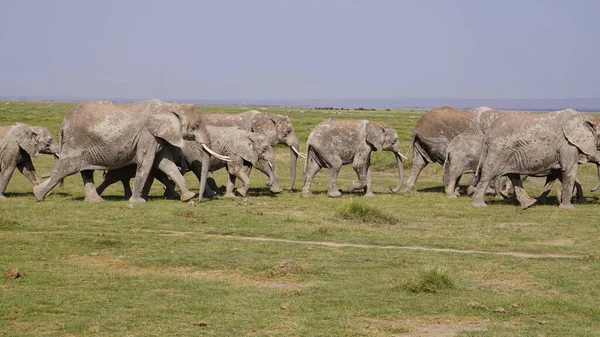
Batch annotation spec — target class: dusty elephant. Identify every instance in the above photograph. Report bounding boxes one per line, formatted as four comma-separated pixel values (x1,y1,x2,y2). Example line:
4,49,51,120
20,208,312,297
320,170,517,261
0,123,59,199
202,110,305,191
33,99,226,203
444,133,583,202
403,106,527,192
471,109,599,209
300,119,406,197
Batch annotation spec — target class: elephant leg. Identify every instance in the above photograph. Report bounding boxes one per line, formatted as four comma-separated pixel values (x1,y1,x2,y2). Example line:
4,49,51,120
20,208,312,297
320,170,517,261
559,163,578,209
300,157,320,197
574,178,584,203
0,163,17,200
154,170,179,200
537,175,556,204
470,170,495,208
224,171,237,198
252,161,283,193
205,171,220,196
348,157,374,197
156,156,195,202
508,174,536,209
443,165,462,198
33,155,81,201
96,168,132,198
327,158,343,198
402,150,427,193
592,164,600,192
129,151,157,204
81,170,103,202
235,168,252,197
17,160,41,186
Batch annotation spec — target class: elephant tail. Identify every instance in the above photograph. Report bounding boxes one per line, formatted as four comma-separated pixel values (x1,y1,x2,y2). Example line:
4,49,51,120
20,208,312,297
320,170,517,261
303,143,311,175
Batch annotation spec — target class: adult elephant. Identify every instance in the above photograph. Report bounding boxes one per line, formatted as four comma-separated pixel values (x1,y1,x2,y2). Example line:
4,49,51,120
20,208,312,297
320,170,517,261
0,123,59,199
471,109,599,209
300,119,406,197
33,99,226,203
202,110,305,191
402,106,524,192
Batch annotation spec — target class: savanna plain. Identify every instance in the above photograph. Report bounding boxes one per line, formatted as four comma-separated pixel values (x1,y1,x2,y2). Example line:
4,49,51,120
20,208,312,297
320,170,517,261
1,101,599,336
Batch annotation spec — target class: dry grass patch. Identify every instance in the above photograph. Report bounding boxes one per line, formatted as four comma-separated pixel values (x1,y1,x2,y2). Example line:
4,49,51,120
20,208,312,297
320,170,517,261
358,316,489,337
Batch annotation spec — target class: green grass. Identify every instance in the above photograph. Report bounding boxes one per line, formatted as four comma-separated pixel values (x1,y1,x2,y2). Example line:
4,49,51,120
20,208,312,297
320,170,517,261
1,101,600,336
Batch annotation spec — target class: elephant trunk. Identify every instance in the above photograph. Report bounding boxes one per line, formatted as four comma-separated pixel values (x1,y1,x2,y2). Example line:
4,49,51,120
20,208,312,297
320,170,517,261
390,152,405,193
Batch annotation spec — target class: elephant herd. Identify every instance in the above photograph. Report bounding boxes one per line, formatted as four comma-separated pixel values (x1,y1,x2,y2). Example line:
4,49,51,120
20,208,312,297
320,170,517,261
1,101,599,210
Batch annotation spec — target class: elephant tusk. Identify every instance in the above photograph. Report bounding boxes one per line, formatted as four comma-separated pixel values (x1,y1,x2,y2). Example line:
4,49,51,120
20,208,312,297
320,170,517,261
268,161,274,171
292,146,307,159
397,152,408,160
201,143,231,162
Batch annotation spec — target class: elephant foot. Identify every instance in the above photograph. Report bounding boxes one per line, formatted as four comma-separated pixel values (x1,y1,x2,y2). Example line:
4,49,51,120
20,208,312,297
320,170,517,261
180,190,196,202
328,189,342,198
519,198,537,210
446,193,458,199
164,191,180,200
33,183,47,201
236,188,249,197
0,195,7,201
466,186,477,196
270,184,284,194
401,187,415,193
494,193,506,200
471,200,487,208
558,203,575,209
85,195,104,203
203,188,217,199
224,193,237,198
364,192,376,197
300,190,313,197
128,196,146,204
347,182,362,192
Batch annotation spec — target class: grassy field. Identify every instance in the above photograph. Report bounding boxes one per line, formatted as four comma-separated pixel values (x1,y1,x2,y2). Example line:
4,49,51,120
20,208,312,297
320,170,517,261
1,101,599,336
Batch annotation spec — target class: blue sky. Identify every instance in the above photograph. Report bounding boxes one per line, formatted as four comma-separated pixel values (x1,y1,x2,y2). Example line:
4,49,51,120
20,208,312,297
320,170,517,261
1,0,599,100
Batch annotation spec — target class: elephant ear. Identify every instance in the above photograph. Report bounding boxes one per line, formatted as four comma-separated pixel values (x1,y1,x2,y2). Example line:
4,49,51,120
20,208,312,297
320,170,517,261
563,116,598,156
147,112,184,147
366,121,385,151
251,113,278,145
232,133,258,164
14,124,40,158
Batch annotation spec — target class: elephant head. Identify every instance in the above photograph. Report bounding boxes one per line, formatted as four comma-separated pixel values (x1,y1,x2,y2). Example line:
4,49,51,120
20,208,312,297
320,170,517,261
365,121,405,193
562,115,600,157
231,131,276,187
246,111,305,190
12,123,59,158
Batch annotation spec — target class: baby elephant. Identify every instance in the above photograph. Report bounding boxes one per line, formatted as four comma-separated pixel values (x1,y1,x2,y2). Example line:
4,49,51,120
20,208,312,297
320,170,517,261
0,123,59,200
301,119,405,197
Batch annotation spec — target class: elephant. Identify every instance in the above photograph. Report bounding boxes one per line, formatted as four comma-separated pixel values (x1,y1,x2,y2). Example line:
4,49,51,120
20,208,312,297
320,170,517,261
443,132,583,201
471,109,599,209
202,110,305,191
0,123,59,199
33,99,228,203
300,119,406,197
181,126,277,198
403,106,527,192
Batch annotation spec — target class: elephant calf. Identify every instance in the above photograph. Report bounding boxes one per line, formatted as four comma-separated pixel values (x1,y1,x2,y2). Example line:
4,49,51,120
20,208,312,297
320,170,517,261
0,123,59,200
301,119,405,198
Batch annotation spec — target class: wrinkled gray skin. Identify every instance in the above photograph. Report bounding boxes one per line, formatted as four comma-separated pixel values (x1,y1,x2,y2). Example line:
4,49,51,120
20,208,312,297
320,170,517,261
0,123,59,199
183,126,276,198
444,133,583,202
202,110,302,191
301,119,405,197
404,106,526,192
471,109,600,209
33,99,212,203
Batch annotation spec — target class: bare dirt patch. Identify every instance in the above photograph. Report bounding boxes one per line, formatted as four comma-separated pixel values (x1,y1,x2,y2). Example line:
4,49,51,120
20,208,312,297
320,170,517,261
361,316,489,336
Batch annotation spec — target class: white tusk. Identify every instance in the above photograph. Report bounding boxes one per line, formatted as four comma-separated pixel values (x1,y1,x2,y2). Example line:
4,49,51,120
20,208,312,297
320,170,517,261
291,146,307,159
268,161,274,170
202,143,231,162
398,152,408,160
